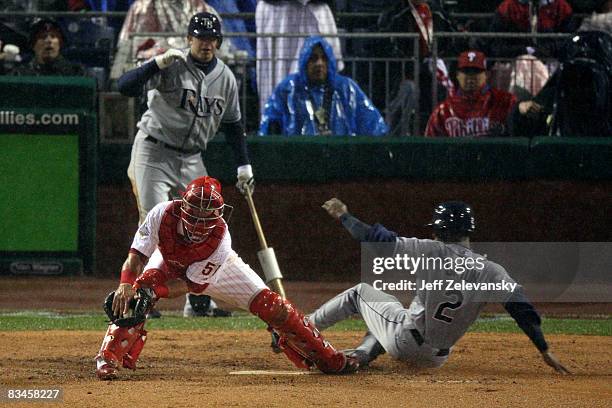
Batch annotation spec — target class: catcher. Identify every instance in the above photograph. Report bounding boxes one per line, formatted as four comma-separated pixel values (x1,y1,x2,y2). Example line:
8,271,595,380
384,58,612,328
94,177,357,379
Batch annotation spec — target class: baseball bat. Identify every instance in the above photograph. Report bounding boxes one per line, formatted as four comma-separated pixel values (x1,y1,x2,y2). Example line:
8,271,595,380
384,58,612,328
243,185,286,299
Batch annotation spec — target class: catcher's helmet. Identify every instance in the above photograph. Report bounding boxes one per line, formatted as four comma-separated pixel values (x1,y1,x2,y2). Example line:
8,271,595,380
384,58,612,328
29,17,65,46
427,201,476,234
188,12,222,46
180,176,225,243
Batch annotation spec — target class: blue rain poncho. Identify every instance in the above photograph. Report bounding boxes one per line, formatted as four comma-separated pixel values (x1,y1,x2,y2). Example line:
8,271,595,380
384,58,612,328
259,36,389,136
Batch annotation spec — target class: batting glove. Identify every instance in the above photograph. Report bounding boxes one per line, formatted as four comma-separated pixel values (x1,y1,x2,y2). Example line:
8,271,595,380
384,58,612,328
154,49,186,70
236,164,255,195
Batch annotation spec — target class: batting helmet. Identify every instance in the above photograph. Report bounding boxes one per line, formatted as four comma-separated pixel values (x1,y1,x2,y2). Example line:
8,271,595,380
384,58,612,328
427,201,476,234
29,17,65,47
188,12,222,46
180,176,225,243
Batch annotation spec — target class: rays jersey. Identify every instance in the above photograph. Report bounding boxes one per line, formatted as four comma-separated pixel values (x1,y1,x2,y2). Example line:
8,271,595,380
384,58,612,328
396,238,518,350
138,49,241,152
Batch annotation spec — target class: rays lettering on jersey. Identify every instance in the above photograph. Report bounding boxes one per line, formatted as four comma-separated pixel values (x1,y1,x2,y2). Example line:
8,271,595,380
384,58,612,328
444,117,490,137
180,89,224,117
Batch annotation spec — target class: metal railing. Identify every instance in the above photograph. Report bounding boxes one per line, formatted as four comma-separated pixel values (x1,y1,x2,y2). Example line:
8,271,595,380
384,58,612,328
121,31,571,136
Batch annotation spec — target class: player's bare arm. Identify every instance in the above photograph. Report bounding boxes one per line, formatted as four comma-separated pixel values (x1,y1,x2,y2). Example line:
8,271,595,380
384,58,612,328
112,252,146,317
322,198,348,219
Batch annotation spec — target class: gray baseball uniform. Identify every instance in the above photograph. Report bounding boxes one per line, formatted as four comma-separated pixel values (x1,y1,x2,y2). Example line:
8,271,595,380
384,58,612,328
120,50,244,222
309,219,537,369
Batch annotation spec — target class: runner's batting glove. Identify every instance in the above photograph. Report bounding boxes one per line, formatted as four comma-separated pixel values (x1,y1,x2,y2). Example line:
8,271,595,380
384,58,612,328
154,49,185,70
236,164,255,195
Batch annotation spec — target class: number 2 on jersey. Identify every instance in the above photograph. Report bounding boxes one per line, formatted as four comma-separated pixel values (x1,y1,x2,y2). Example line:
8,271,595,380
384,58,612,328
433,290,464,323
201,261,220,277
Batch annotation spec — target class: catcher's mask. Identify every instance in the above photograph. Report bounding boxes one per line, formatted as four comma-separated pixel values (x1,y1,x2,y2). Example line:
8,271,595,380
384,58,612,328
180,176,225,243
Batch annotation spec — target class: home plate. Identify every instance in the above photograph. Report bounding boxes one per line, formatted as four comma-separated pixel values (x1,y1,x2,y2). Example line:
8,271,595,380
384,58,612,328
230,370,317,376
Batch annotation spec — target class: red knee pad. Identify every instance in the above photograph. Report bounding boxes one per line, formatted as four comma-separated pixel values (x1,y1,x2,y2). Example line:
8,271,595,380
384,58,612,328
134,268,169,298
250,289,347,374
96,322,147,370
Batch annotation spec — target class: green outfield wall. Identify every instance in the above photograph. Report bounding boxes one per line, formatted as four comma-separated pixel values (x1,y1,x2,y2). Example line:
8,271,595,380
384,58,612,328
0,77,97,275
100,135,612,185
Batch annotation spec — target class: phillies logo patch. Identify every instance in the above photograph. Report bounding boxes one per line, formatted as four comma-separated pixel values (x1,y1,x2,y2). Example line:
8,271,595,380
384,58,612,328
467,52,477,62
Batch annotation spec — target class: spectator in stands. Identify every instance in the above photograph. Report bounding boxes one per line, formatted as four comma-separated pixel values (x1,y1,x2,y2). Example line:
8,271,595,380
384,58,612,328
10,18,86,76
425,50,517,137
568,0,608,13
207,0,256,58
111,1,242,82
0,0,86,11
376,0,460,136
77,0,130,10
256,0,343,115
511,30,611,137
259,36,388,136
487,0,577,60
578,0,612,32
67,0,89,10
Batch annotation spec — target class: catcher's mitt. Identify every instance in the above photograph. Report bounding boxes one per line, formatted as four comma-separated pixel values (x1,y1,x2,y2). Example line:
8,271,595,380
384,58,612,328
103,288,156,327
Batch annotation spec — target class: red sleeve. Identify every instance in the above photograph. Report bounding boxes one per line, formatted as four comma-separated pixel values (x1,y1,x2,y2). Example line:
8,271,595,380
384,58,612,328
68,0,88,11
496,0,512,20
425,104,446,137
558,0,573,22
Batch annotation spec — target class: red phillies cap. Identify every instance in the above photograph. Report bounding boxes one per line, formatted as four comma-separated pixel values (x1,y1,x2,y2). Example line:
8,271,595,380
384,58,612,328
458,50,487,71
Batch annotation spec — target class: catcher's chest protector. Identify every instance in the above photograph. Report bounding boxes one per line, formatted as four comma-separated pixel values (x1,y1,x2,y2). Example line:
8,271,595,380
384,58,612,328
249,289,347,374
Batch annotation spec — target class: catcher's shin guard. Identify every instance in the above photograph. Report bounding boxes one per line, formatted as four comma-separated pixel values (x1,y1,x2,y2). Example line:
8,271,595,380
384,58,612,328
249,289,347,374
95,322,147,376
275,333,313,370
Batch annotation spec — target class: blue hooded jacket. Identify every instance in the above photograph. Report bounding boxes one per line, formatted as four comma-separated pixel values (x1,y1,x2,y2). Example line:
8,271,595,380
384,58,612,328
259,36,389,136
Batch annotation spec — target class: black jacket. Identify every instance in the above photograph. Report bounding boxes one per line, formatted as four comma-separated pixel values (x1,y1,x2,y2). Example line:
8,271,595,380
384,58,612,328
10,55,86,76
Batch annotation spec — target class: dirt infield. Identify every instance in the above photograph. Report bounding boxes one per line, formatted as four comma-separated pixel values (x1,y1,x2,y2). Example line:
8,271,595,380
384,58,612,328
1,330,611,407
1,277,610,407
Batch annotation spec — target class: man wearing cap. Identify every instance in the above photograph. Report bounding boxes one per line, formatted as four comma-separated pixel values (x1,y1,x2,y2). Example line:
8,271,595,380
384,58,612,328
10,18,85,76
425,50,517,137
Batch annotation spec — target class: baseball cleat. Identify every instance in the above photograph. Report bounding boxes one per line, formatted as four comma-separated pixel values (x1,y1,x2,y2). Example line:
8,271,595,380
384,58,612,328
338,355,360,374
342,349,372,369
96,362,118,380
146,308,162,319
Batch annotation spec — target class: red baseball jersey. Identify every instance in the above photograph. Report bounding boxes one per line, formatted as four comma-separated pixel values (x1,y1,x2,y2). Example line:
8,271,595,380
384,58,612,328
425,86,517,138
131,200,229,292
497,0,573,32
